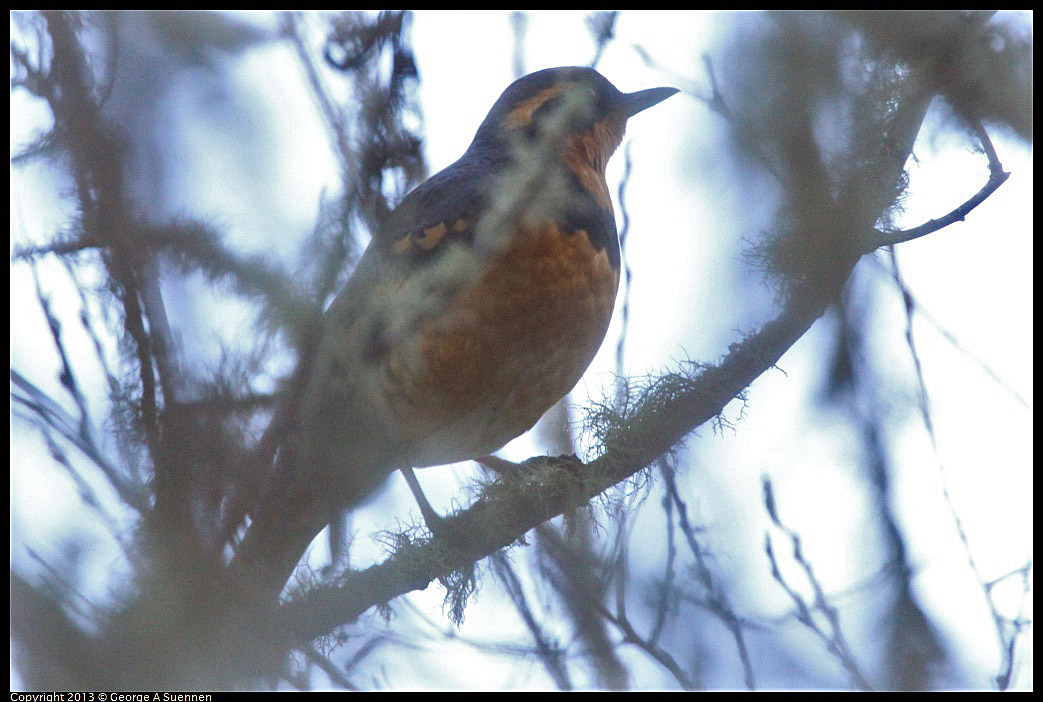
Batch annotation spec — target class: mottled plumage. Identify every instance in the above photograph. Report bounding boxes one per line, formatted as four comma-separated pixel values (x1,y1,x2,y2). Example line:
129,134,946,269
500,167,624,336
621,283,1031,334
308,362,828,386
232,67,677,596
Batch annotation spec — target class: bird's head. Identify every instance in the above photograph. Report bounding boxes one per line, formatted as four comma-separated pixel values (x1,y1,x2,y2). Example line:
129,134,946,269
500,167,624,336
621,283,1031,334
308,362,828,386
470,66,678,176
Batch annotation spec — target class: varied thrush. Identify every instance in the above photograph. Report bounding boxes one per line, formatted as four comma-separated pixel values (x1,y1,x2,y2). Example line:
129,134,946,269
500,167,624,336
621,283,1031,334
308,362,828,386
234,66,678,594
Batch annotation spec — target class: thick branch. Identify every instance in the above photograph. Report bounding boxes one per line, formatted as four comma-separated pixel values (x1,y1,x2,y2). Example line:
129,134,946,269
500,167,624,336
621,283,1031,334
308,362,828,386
255,69,968,668
274,267,850,652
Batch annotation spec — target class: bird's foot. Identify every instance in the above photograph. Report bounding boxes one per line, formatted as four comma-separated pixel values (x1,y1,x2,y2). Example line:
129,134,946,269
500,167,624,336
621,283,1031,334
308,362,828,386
400,467,461,540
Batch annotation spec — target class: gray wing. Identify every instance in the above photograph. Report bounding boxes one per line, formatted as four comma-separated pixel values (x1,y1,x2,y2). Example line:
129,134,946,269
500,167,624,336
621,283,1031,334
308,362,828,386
292,153,495,494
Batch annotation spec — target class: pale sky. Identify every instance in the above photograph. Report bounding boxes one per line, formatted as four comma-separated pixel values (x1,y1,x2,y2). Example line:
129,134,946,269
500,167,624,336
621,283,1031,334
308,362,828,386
10,11,1032,690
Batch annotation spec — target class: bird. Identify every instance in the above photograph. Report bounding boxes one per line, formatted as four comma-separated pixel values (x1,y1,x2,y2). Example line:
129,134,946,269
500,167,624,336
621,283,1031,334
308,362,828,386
230,66,678,599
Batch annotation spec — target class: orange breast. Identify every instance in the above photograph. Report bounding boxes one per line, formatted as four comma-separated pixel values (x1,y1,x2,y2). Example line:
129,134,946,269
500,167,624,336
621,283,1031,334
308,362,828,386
383,223,619,466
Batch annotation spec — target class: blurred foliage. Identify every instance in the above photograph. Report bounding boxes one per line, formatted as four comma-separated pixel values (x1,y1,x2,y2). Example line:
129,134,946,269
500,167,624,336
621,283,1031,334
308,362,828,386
10,10,1031,691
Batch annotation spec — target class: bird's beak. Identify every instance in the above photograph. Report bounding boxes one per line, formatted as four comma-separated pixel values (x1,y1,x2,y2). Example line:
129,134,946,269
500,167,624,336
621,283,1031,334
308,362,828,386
619,86,680,118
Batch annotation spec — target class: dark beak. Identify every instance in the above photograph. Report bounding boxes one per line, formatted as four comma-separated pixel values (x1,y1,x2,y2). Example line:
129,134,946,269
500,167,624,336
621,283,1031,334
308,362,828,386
619,86,680,118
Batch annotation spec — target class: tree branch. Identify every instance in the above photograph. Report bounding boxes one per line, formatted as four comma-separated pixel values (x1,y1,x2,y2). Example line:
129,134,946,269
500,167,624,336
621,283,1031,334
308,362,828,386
11,368,149,513
232,63,951,679
862,124,1010,251
763,478,875,691
268,259,855,664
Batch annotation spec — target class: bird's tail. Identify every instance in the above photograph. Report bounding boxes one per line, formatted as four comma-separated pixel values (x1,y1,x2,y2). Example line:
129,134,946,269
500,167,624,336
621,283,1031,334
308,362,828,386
226,321,403,602
226,440,397,604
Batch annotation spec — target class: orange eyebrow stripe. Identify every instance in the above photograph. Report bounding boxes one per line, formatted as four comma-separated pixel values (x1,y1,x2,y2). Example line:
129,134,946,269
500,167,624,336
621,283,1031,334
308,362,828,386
499,82,576,130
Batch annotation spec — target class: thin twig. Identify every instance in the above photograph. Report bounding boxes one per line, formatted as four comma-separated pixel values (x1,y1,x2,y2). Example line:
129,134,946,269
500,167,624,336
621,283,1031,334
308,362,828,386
587,12,619,69
281,12,354,174
663,462,756,690
597,604,695,690
649,480,678,646
491,551,573,690
762,478,875,691
614,141,634,381
889,249,1025,690
864,256,1030,410
300,644,359,690
11,369,148,513
510,12,527,79
863,124,1010,251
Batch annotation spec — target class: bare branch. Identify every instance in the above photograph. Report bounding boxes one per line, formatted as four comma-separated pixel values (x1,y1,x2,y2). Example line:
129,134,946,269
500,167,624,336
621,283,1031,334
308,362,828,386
663,461,755,690
614,142,635,381
598,603,695,690
491,551,573,690
269,251,859,674
11,369,148,513
762,478,874,691
889,250,1026,690
300,644,359,690
863,125,1010,251
864,257,1031,410
648,477,678,646
586,12,618,69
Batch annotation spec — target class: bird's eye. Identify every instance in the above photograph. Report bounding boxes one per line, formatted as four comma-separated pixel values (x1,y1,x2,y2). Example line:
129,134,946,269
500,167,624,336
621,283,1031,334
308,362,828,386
576,87,597,105
570,87,598,112
583,87,601,112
